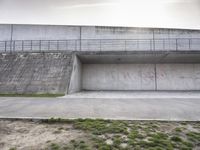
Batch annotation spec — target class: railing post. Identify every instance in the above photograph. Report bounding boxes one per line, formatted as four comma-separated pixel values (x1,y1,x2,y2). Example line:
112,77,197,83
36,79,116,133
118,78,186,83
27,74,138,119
176,39,178,51
124,40,126,51
39,40,41,51
66,40,68,51
100,39,101,51
47,40,50,51
75,40,77,51
57,40,59,51
22,41,24,52
80,39,82,51
5,41,6,52
189,39,191,50
150,39,152,51
10,41,12,53
13,41,15,52
163,39,165,50
31,40,32,51
153,39,155,51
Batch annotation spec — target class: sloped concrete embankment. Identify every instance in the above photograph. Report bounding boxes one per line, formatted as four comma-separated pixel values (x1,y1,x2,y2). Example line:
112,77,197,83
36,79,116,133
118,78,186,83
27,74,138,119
0,52,73,94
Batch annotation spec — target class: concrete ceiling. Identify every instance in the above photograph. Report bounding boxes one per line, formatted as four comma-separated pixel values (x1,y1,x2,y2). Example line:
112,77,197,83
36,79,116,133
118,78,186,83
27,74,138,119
78,51,200,64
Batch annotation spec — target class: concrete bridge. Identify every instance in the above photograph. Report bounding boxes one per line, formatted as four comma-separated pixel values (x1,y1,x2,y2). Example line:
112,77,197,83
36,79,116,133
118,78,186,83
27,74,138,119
0,24,200,95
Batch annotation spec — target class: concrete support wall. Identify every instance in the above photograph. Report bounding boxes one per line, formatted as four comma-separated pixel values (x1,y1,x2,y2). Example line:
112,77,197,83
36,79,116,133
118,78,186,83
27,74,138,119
0,53,73,94
82,63,200,91
68,55,82,93
82,64,155,90
157,64,200,90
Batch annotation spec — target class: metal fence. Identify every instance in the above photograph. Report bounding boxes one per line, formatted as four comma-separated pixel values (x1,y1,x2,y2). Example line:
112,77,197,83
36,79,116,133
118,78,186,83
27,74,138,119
0,38,200,52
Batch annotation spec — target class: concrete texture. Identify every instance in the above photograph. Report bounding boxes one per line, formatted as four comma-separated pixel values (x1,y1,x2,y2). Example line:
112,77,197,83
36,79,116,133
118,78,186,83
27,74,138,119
1,24,200,52
0,24,12,41
64,91,200,99
0,96,200,121
82,63,200,91
78,51,200,64
0,53,73,94
82,64,155,90
1,51,200,94
68,55,82,93
157,64,200,90
76,52,200,91
12,25,81,40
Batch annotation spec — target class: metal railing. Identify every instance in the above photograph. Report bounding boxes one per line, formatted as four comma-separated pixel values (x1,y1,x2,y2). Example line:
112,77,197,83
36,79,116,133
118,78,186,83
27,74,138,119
0,38,200,52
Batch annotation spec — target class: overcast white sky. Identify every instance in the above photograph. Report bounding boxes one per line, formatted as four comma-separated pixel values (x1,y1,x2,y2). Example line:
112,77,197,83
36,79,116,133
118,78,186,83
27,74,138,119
0,0,200,29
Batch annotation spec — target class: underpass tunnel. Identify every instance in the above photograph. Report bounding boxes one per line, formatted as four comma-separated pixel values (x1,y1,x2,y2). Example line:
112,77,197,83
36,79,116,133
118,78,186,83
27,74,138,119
68,51,200,94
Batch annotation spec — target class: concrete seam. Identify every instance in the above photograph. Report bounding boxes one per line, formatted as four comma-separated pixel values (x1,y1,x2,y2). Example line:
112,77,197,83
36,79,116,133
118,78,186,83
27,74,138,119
154,64,157,91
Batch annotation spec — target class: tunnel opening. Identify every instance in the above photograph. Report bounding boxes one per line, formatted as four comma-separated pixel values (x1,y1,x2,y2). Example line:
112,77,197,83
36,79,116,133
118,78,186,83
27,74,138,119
68,51,200,95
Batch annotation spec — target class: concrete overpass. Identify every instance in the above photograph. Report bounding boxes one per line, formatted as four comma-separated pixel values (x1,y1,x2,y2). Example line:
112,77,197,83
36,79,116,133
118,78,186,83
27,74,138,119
0,24,200,95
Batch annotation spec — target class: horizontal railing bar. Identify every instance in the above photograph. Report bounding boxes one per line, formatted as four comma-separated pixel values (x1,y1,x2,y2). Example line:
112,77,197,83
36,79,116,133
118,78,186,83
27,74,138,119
1,38,200,42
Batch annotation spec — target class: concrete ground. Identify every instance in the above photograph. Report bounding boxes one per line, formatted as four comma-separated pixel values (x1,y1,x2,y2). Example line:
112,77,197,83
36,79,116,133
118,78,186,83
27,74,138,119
0,91,200,121
63,91,200,99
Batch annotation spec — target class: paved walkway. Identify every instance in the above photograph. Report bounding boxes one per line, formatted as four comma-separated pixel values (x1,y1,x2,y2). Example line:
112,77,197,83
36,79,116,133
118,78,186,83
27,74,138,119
0,96,200,121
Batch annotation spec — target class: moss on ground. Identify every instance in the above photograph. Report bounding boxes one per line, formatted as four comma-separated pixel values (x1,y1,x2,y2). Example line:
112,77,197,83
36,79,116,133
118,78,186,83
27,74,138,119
41,118,200,150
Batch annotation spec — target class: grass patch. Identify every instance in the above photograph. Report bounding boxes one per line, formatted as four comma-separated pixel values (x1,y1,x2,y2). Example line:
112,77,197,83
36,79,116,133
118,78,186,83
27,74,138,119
73,119,128,135
38,118,200,150
50,143,61,150
0,93,64,97
9,148,17,150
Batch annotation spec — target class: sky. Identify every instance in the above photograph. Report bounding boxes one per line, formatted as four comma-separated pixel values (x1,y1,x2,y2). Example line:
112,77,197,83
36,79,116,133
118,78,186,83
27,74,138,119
0,0,200,29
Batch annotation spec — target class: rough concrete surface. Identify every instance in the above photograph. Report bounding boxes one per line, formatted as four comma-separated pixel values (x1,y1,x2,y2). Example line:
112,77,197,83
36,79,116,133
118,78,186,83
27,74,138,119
0,53,73,94
82,63,200,91
82,64,155,90
0,95,200,121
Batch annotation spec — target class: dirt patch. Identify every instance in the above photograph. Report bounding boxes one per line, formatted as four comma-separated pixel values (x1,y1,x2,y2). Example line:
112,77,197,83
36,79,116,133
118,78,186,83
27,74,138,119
0,120,86,150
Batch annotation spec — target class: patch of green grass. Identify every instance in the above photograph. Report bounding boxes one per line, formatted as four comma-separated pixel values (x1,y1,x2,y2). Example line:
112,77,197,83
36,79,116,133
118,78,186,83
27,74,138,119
68,140,90,150
174,127,182,132
170,136,183,142
37,119,200,150
0,93,64,97
50,143,60,150
73,119,128,135
9,148,17,150
186,132,200,142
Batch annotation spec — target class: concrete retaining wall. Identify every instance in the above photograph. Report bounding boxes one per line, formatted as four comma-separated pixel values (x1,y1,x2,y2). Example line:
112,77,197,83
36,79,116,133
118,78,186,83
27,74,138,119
0,53,73,94
81,63,200,91
157,64,200,90
82,64,155,90
68,55,82,93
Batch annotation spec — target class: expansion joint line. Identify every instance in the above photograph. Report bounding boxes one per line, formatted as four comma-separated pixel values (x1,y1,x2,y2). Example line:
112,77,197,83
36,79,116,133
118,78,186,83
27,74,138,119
154,64,157,91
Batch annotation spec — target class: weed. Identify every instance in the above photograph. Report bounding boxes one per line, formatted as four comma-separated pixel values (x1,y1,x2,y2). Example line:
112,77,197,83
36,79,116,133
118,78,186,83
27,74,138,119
9,148,17,150
50,143,60,150
170,136,183,142
174,127,182,132
73,119,127,135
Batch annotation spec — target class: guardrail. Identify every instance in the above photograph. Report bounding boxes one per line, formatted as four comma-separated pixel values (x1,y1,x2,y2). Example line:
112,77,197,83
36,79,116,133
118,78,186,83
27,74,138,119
0,38,200,52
